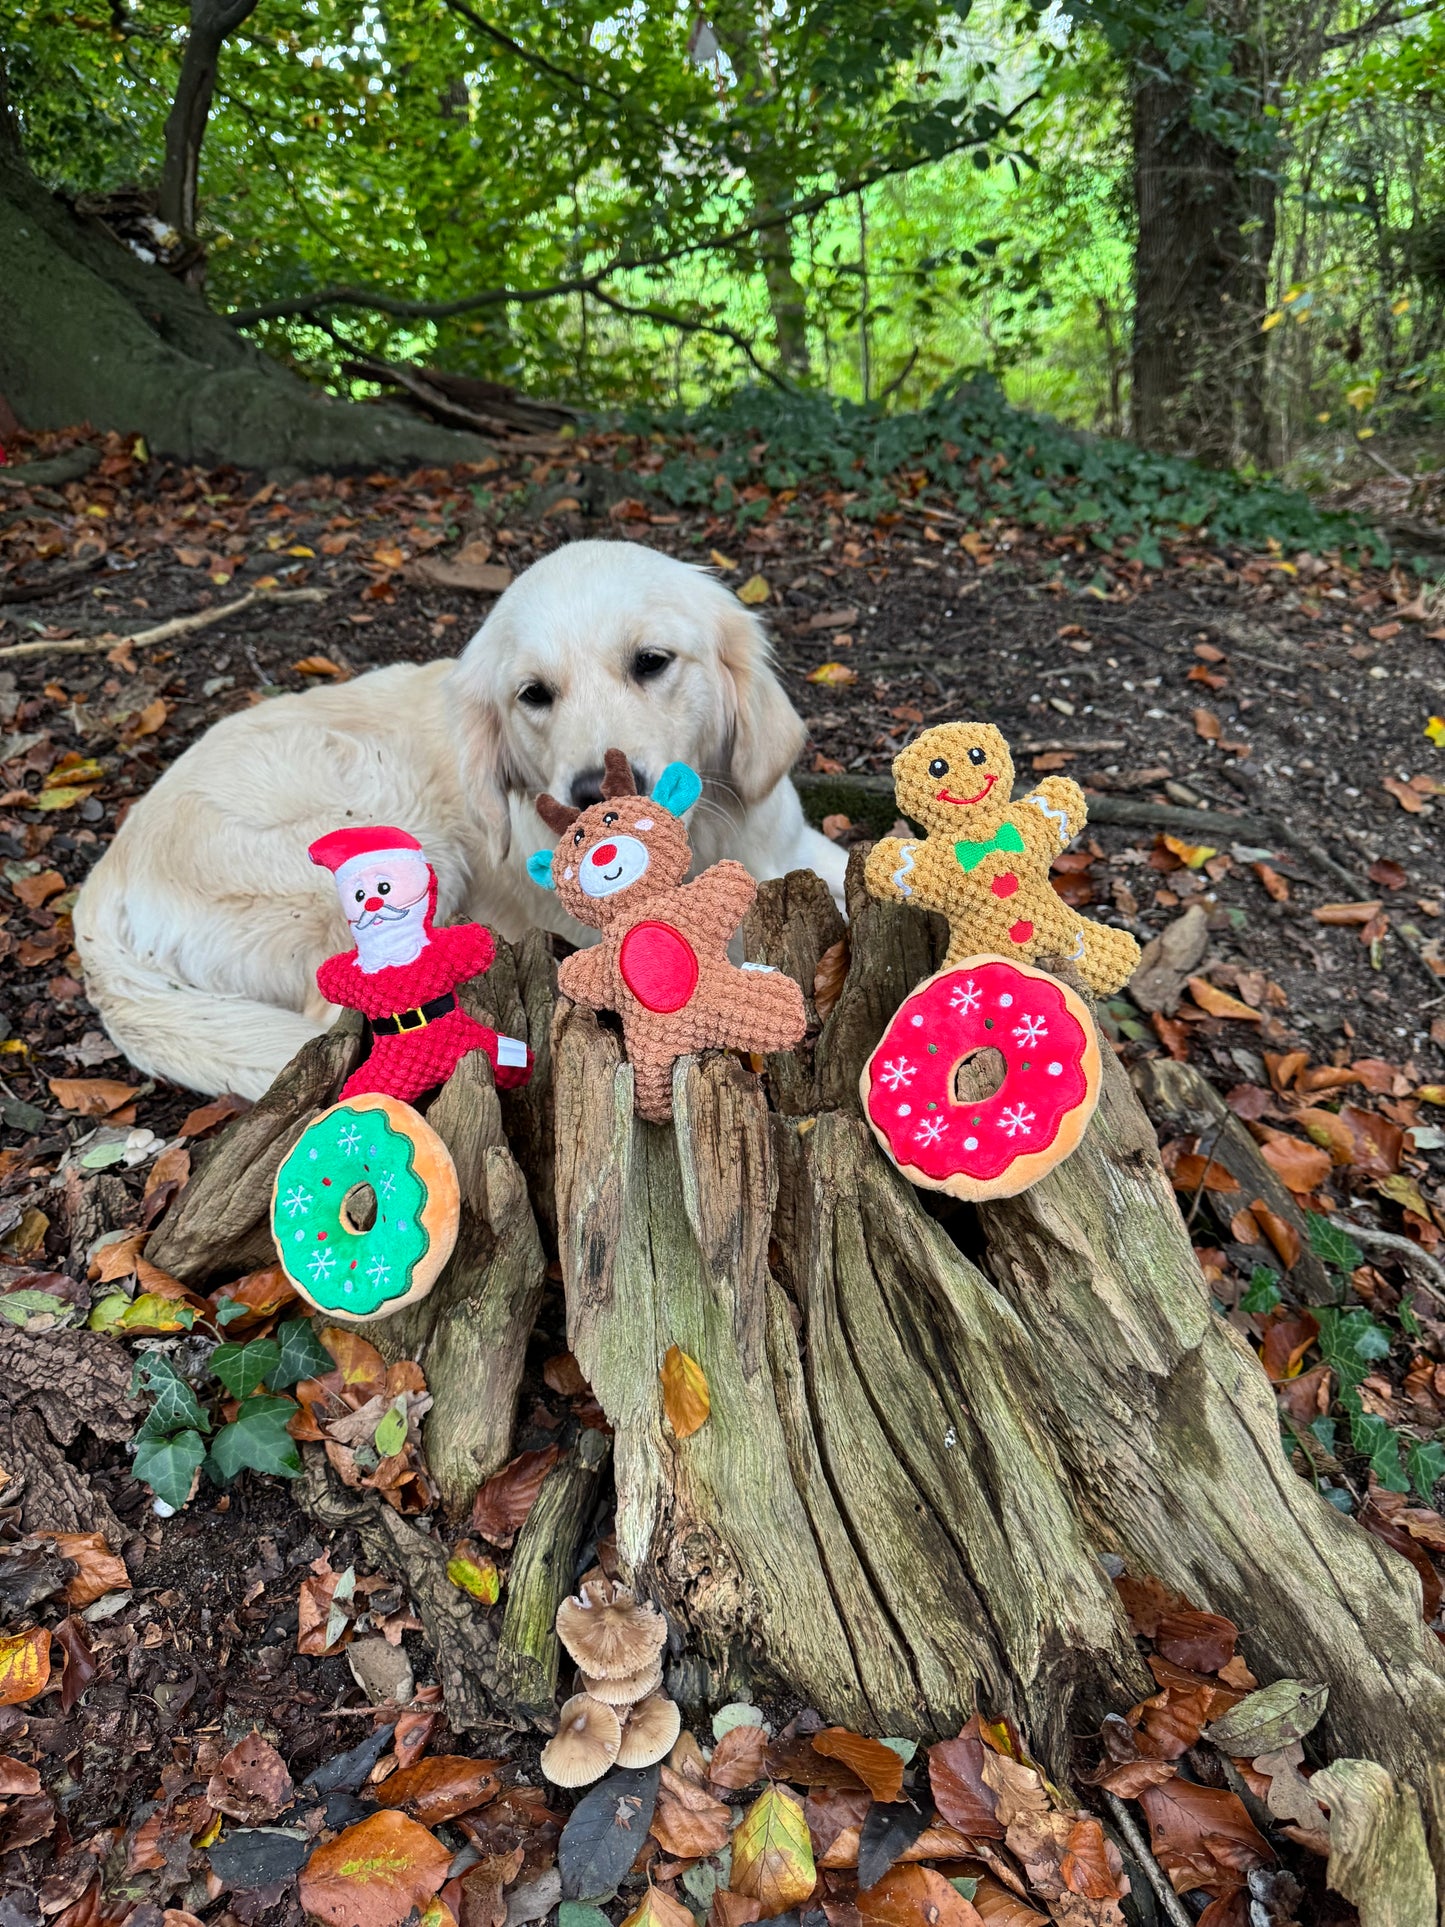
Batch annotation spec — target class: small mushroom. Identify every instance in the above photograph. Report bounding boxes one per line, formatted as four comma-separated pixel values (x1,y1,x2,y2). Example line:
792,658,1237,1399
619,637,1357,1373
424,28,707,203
540,1693,622,1788
579,1659,664,1707
556,1577,668,1680
616,1694,682,1770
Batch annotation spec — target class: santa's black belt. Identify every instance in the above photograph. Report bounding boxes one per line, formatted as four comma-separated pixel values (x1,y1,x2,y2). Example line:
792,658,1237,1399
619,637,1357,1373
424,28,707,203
370,992,458,1035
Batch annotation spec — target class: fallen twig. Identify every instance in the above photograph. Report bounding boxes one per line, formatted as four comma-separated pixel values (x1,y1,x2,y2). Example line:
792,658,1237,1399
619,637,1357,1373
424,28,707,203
1331,1217,1445,1306
0,585,329,662
1103,1791,1194,1927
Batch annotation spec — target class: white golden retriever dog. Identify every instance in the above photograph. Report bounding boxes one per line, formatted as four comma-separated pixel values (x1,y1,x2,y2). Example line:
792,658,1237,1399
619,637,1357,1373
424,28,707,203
75,540,846,1099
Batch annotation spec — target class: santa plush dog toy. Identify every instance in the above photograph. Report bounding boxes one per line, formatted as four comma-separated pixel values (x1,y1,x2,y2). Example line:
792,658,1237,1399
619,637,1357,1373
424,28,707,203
309,825,532,1104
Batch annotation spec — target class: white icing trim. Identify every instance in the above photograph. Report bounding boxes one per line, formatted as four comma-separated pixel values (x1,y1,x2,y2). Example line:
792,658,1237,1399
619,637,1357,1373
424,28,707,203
893,841,918,896
1028,793,1070,843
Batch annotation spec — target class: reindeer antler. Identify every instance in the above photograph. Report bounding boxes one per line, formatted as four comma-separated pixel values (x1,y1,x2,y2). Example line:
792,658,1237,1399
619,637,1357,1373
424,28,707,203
535,793,580,835
601,748,638,799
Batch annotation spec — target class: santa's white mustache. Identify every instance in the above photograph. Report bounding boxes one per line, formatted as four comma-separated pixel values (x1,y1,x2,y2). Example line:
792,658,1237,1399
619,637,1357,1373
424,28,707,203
350,901,417,930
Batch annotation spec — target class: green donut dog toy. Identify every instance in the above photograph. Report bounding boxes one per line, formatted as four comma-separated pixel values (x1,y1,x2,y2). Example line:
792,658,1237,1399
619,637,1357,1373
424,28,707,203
270,1093,459,1321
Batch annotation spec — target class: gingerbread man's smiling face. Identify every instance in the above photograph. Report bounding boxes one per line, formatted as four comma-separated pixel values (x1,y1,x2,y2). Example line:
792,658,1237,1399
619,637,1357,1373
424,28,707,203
893,723,1015,836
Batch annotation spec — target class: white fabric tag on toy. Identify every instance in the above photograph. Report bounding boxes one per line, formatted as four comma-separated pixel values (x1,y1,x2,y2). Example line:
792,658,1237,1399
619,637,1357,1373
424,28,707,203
496,1035,529,1068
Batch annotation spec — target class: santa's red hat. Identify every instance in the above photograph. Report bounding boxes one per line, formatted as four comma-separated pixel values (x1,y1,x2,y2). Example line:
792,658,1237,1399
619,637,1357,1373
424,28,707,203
309,826,425,884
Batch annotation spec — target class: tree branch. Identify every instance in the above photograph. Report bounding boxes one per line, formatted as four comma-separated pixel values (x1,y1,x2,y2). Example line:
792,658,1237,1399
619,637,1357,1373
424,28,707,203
159,0,260,239
585,286,792,391
1321,1,1432,48
226,108,1035,329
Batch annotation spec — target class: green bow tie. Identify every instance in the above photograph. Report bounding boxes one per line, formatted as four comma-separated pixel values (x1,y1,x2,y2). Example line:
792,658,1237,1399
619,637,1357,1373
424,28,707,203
954,821,1025,872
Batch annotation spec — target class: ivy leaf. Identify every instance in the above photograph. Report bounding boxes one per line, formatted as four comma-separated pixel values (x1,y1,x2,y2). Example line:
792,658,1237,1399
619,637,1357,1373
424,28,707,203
1346,1409,1409,1493
1407,1439,1445,1503
212,1296,251,1326
134,1427,207,1510
211,1338,282,1399
131,1350,210,1436
1315,1307,1390,1393
1240,1267,1281,1313
208,1397,303,1483
1307,1213,1363,1273
269,1318,335,1390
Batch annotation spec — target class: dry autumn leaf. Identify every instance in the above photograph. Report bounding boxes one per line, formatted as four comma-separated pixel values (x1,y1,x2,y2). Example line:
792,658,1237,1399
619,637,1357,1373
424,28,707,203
0,1756,42,1797
178,1092,249,1137
737,574,770,605
1185,978,1261,1025
1258,1137,1331,1196
294,655,345,677
1311,901,1383,926
47,1075,139,1116
321,1325,390,1401
811,1728,905,1802
206,1730,295,1824
372,1755,503,1825
1252,861,1290,902
45,1532,130,1610
469,1444,560,1547
621,1888,696,1927
0,1626,51,1706
1192,707,1222,742
813,938,849,1021
1382,777,1425,813
806,661,858,686
709,1723,770,1791
928,1718,1004,1838
651,1763,731,1857
858,1865,984,1927
660,1344,710,1440
1136,1776,1272,1896
731,1784,817,1916
299,1809,452,1927
12,869,64,909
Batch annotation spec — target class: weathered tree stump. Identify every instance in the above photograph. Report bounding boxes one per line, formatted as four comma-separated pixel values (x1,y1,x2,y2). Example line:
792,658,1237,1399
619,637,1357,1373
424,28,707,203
159,863,1445,1797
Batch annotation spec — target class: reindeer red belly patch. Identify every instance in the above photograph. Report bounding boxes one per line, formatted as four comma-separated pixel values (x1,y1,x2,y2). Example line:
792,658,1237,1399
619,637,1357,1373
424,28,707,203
619,921,700,1014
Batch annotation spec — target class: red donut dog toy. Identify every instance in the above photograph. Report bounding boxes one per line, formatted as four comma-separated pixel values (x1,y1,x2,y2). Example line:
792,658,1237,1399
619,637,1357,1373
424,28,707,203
861,955,1101,1201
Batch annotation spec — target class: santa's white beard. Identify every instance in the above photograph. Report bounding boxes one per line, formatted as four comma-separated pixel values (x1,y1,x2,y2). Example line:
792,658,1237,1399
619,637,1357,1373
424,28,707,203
351,903,429,973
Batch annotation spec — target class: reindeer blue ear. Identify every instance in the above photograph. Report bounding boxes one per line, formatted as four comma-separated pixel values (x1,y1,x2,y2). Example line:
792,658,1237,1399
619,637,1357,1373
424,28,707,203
653,762,702,817
526,849,557,891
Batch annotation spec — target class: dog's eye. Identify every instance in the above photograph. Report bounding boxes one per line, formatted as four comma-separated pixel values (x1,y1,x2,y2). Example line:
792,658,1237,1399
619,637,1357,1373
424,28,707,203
967,747,987,767
378,881,390,895
631,649,673,683
518,681,553,709
928,757,949,779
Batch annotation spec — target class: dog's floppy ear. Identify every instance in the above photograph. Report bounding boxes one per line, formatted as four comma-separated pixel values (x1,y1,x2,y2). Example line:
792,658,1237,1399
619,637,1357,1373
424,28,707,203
717,595,807,805
536,792,580,835
601,748,637,799
526,849,557,891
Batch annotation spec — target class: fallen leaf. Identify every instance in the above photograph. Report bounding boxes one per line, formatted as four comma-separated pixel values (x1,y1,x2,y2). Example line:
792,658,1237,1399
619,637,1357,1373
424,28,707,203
813,939,849,1021
44,1532,130,1610
0,1755,42,1796
1153,1608,1237,1674
812,1729,904,1803
179,1093,249,1137
1186,979,1261,1025
0,1625,51,1705
738,575,770,606
47,1076,139,1117
928,1719,1004,1838
470,1444,560,1547
1136,1779,1272,1897
809,606,860,629
651,1764,731,1858
53,1615,96,1713
12,869,64,909
1261,1310,1319,1381
1252,1202,1302,1270
1252,862,1290,902
731,1785,817,1916
807,662,858,686
1311,901,1383,926
299,1809,452,1927
858,1864,983,1927
1162,835,1217,870
1169,1155,1239,1197
660,1345,709,1441
122,698,169,740
709,1724,770,1791
206,1730,295,1824
1258,1138,1331,1196
1203,1679,1329,1756
373,1755,503,1825
978,1753,1049,1829
321,1325,390,1401
1425,717,1445,747
621,1888,696,1927
1193,708,1222,742
1383,778,1425,813
407,557,513,594
294,655,345,677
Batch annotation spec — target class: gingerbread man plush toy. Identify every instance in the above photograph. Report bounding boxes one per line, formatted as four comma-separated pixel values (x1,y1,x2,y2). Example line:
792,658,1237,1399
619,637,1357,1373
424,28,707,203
864,722,1140,997
526,752,806,1122
309,825,532,1104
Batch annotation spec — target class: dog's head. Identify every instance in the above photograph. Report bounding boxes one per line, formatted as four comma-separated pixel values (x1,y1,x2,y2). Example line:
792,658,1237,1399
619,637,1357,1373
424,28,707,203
445,540,805,861
525,751,700,928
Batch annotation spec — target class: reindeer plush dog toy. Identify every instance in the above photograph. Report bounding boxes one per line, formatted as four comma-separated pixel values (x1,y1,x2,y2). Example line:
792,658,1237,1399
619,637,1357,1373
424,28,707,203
527,751,806,1122
865,721,1140,997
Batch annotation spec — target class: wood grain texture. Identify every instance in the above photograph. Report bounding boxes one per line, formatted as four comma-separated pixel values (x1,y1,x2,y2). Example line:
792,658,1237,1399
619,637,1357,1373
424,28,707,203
497,1426,611,1717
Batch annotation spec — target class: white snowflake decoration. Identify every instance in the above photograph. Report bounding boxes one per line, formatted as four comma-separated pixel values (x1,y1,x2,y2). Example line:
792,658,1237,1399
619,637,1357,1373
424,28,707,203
308,1247,336,1282
366,1255,392,1288
878,1056,916,1092
913,1117,948,1148
1000,1103,1036,1139
949,979,981,1014
281,1184,313,1219
336,1122,362,1156
378,1171,397,1199
1012,1014,1047,1047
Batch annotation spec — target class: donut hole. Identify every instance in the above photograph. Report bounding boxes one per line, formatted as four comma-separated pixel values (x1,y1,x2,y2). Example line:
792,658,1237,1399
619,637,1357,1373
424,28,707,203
340,1182,379,1234
953,1046,1007,1108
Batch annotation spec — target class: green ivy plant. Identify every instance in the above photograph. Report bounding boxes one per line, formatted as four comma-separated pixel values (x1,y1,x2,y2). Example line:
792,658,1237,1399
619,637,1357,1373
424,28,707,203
131,1319,335,1513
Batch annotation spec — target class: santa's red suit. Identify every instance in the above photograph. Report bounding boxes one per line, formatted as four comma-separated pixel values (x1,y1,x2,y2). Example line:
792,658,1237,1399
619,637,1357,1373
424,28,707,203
309,825,532,1105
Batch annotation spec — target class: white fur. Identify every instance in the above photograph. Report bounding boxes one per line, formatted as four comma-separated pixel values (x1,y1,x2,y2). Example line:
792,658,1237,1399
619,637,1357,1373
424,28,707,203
74,540,846,1099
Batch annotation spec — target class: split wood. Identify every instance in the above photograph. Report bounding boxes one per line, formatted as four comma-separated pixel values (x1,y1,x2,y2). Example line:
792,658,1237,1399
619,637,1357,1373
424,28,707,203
0,585,329,661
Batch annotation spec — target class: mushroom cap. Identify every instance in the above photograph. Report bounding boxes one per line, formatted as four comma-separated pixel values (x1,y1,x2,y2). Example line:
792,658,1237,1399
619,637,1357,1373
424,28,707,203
540,1693,622,1788
578,1658,665,1706
556,1578,668,1679
616,1695,682,1770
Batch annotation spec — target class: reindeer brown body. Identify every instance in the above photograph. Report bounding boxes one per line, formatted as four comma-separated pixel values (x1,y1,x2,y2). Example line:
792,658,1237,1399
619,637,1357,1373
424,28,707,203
532,753,806,1121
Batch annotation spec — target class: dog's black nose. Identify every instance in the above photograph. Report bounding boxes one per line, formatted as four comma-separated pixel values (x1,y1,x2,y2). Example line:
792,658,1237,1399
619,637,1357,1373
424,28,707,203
570,764,645,808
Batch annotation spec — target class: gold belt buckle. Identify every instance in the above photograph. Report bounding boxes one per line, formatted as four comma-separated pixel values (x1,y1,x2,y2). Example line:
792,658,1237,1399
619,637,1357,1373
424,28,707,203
394,1005,427,1032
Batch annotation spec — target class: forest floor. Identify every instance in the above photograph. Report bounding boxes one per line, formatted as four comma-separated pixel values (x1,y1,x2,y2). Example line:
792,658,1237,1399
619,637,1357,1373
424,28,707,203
1,418,1444,1927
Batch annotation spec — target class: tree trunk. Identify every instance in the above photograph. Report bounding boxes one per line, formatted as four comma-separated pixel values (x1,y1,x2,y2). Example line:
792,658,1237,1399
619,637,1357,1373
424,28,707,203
1130,66,1276,468
166,872,1445,1797
158,0,261,249
0,145,492,472
755,215,811,382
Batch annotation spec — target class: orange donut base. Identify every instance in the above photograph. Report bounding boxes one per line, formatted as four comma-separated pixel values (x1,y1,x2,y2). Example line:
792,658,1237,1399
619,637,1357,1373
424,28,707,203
860,955,1102,1202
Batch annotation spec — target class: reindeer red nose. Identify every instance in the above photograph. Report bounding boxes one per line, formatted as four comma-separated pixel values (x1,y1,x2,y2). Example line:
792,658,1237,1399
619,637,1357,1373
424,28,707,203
364,895,383,912
591,844,618,866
